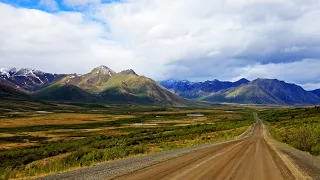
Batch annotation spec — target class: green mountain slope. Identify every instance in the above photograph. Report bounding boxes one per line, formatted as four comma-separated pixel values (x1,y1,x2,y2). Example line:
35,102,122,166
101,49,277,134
201,85,285,104
202,79,320,105
32,85,99,102
59,65,115,93
33,66,188,106
250,79,320,104
99,70,186,105
0,83,30,100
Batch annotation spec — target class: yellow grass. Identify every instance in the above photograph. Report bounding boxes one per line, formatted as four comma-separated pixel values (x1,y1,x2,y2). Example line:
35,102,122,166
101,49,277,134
0,127,126,150
0,113,136,128
141,109,227,115
26,153,71,169
0,142,39,149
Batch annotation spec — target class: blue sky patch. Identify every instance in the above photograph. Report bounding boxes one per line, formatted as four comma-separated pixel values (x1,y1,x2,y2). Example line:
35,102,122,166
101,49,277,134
0,0,121,13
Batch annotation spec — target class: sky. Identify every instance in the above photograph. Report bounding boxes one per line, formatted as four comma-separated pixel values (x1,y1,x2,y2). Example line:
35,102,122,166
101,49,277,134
0,0,320,90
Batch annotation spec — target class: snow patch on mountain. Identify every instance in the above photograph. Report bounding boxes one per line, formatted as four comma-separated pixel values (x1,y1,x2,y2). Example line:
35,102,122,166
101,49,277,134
0,68,10,78
0,68,19,78
13,68,45,84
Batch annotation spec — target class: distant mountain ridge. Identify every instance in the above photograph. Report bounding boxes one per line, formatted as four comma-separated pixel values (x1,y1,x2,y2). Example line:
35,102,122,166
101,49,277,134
160,78,320,105
159,78,250,99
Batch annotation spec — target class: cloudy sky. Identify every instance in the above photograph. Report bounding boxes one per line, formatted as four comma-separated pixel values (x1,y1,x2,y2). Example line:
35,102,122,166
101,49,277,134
0,0,320,90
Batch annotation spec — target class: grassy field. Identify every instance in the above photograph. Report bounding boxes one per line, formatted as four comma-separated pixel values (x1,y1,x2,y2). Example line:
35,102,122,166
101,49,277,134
259,106,320,156
0,101,254,179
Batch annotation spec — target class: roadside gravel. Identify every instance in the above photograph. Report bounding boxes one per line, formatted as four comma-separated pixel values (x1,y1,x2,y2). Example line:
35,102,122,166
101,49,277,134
274,141,320,179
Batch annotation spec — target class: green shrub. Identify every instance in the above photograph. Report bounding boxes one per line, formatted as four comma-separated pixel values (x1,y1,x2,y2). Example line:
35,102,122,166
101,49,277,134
311,144,320,155
261,108,320,156
290,125,317,152
0,111,254,178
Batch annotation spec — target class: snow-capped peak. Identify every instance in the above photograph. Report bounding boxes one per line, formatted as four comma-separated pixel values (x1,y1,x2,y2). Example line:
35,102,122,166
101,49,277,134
0,68,19,78
13,68,46,84
14,68,45,77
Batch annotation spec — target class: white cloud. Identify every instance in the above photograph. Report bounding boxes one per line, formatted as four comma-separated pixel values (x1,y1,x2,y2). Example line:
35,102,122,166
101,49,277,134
91,0,320,80
1,0,320,85
62,0,100,7
299,83,320,91
283,46,306,53
38,0,59,11
0,3,129,74
233,59,320,87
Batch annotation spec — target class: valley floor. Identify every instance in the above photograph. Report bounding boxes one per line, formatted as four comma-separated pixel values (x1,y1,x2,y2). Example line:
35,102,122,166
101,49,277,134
0,103,253,179
40,113,320,180
1,102,320,180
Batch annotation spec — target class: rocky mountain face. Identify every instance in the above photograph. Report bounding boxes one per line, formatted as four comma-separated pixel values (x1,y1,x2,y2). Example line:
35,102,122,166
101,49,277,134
0,68,65,91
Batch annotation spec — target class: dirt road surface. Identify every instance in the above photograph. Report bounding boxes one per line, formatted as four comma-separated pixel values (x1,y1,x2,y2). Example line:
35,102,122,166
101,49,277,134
115,114,296,180
40,113,320,180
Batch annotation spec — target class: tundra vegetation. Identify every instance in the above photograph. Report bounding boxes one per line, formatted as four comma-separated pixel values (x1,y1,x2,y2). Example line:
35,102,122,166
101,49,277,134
260,106,320,156
0,102,254,179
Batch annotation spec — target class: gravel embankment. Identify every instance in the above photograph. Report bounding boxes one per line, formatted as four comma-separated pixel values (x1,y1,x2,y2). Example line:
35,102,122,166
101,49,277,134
275,141,320,179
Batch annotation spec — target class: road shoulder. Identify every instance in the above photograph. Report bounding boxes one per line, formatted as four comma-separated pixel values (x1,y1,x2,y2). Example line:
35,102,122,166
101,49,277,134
262,119,320,179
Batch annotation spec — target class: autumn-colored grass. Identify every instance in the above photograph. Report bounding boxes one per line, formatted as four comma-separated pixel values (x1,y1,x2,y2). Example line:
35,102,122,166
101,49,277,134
0,142,39,150
0,105,254,180
0,113,136,128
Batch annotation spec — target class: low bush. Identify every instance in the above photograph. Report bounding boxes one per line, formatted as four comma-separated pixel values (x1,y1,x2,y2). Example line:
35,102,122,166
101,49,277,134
260,108,320,156
0,110,254,179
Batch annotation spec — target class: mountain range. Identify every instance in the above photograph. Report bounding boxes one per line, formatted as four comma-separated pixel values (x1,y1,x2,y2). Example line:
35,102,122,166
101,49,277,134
159,79,320,105
0,66,188,106
159,78,250,99
1,66,320,106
